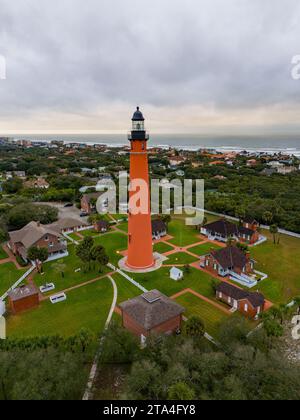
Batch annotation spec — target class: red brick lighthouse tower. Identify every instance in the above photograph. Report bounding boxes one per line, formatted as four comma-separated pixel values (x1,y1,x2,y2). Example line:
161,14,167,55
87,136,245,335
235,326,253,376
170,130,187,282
126,107,154,270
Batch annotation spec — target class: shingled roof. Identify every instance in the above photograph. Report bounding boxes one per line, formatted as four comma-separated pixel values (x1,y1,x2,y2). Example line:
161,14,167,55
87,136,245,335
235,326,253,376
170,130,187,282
203,219,255,238
216,282,265,308
211,246,248,270
119,290,185,331
9,221,61,249
152,219,166,233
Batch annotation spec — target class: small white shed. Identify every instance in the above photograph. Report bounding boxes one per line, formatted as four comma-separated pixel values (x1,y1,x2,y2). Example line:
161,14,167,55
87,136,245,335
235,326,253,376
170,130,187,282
170,267,183,281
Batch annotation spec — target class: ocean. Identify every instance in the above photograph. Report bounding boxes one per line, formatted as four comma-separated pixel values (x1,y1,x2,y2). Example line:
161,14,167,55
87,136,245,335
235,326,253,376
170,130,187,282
8,133,300,156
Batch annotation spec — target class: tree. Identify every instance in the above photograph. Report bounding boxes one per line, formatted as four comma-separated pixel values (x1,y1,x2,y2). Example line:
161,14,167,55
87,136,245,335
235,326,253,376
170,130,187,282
236,242,249,254
27,246,48,273
160,214,172,230
185,316,205,338
263,211,273,225
2,177,23,194
76,236,94,268
168,382,195,400
90,244,109,271
270,224,278,244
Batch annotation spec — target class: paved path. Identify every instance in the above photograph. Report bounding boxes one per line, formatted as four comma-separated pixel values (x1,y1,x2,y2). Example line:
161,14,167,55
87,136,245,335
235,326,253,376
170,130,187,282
82,275,118,401
171,288,231,314
1,245,24,270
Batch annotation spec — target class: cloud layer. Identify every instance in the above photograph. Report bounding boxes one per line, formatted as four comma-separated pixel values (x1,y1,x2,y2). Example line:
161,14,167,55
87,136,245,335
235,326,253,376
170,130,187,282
0,0,300,133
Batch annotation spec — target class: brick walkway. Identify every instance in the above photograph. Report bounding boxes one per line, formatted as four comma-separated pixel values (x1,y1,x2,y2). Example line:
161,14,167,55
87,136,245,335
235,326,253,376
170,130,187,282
170,288,231,314
0,244,25,270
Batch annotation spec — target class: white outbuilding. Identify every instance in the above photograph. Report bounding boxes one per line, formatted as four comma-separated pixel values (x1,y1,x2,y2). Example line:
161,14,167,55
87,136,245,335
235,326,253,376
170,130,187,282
170,267,184,281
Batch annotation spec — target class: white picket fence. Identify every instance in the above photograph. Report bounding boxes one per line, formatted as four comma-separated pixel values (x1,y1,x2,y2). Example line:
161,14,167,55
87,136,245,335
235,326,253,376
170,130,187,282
0,264,36,301
107,263,148,293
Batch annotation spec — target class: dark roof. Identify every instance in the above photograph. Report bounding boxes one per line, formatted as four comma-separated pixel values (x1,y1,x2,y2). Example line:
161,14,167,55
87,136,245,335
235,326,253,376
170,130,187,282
81,192,102,203
119,290,185,331
204,219,255,238
216,282,265,308
152,219,166,233
211,246,248,270
95,220,109,228
132,107,145,121
243,217,259,225
8,284,39,302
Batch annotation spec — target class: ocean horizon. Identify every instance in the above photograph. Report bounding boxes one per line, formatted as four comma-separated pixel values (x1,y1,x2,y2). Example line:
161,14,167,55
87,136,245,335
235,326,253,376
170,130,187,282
5,133,300,156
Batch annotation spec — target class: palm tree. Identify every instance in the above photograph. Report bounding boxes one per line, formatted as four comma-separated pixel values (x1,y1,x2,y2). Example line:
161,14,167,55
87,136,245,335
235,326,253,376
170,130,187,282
270,224,278,244
263,211,273,226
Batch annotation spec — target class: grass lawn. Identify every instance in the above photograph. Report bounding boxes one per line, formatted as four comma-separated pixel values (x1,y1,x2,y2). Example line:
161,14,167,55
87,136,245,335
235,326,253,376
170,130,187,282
112,273,141,304
153,242,175,254
67,232,82,241
117,222,128,233
33,245,110,293
251,230,300,304
0,246,8,260
168,219,202,247
7,277,114,338
0,263,27,297
110,213,128,222
163,252,198,265
188,242,222,256
79,229,99,238
93,232,128,265
175,292,229,338
133,267,215,299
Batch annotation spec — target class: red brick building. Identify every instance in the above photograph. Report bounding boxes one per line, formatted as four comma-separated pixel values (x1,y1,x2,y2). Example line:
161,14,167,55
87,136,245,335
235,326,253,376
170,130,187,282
119,290,185,340
8,221,67,263
94,220,109,233
201,219,259,245
202,246,255,278
81,192,102,214
8,284,40,314
216,282,265,318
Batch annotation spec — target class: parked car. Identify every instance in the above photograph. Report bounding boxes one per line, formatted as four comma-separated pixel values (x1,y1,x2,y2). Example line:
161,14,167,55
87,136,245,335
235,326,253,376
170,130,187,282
80,212,89,217
64,203,73,208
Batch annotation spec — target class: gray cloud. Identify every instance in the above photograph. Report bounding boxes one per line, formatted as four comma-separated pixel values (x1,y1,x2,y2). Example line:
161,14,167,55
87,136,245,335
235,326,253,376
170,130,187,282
0,0,300,132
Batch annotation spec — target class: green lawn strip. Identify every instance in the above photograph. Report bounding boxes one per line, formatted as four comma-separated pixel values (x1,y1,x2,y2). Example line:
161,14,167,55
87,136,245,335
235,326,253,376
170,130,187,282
93,232,128,265
175,293,229,338
0,246,8,260
163,252,198,265
188,242,222,256
33,245,110,294
117,222,128,232
79,229,99,238
67,232,82,241
133,267,215,299
0,263,27,297
112,273,142,304
110,213,128,222
153,242,175,254
251,230,300,304
7,277,114,338
168,219,201,247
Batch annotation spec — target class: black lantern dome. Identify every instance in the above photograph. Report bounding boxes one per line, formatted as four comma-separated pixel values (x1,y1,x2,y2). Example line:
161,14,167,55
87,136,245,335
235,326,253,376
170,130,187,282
132,106,145,122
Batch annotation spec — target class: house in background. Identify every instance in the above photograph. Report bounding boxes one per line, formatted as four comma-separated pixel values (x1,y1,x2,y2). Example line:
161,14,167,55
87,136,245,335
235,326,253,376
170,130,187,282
8,221,67,262
216,282,265,319
6,171,26,180
119,290,185,342
24,177,50,189
48,218,89,234
80,192,102,214
94,220,110,233
8,284,40,314
152,219,167,240
202,246,255,278
201,219,259,245
170,267,183,281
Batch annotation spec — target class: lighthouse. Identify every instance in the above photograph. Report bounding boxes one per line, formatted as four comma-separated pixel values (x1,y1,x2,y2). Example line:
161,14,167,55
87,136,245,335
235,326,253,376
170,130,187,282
125,107,154,270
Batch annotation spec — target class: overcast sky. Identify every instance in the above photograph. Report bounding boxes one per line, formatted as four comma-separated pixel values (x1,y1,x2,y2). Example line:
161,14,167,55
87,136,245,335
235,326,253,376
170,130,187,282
0,0,300,134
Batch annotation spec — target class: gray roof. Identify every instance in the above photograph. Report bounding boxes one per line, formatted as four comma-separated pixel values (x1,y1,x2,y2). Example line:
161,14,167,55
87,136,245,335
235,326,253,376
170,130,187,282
49,218,88,232
9,221,61,249
8,284,39,302
216,282,265,308
119,290,185,331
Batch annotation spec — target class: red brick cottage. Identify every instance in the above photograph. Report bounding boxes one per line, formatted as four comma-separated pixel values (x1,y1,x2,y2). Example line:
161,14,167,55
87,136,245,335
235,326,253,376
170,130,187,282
201,219,259,244
119,290,185,341
202,246,255,278
216,282,265,318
